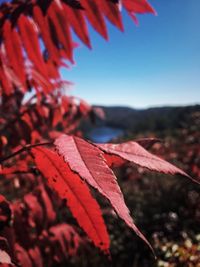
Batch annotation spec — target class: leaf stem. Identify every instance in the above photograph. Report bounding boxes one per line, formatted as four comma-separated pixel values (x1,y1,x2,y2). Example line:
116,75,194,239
0,142,53,164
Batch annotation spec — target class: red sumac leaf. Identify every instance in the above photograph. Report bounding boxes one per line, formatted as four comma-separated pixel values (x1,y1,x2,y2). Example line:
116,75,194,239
81,0,108,39
49,223,82,257
54,134,153,252
123,0,156,14
63,4,91,48
35,185,56,224
3,20,26,89
100,0,123,30
0,195,12,229
123,0,156,24
47,2,74,62
18,15,48,79
23,194,44,229
15,244,32,267
103,153,125,168
0,66,13,95
32,147,110,253
33,6,60,63
96,141,190,178
28,247,43,267
0,160,29,175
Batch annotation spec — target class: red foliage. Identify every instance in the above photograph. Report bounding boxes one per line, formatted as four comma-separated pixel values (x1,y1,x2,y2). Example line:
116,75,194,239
55,134,154,251
32,147,110,253
0,0,155,96
0,0,194,266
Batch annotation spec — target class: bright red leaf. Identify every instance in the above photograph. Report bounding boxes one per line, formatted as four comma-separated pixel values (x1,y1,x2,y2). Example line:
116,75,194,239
32,147,110,253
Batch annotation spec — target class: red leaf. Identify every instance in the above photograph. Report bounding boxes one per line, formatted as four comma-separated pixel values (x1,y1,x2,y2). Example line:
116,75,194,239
33,6,60,63
3,20,26,89
49,223,82,257
17,15,48,79
54,134,153,252
96,141,190,178
47,2,74,62
0,65,13,95
23,194,44,229
32,147,110,253
123,0,156,24
28,247,43,267
123,0,156,14
15,244,32,267
52,108,62,127
81,0,108,39
63,4,91,48
0,0,156,96
100,0,123,31
35,185,56,224
103,153,125,168
0,160,29,175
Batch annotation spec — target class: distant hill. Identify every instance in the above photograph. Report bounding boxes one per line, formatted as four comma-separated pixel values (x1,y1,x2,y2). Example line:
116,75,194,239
80,105,200,137
95,105,200,133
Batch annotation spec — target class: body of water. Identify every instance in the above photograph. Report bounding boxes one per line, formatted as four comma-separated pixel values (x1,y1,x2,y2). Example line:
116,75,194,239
87,126,124,143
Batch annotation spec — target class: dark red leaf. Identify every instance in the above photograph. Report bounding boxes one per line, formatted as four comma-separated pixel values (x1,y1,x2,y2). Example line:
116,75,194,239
81,0,108,39
3,20,26,90
123,0,156,14
49,223,82,257
47,2,74,62
100,0,123,31
33,6,60,63
15,244,32,267
32,147,110,253
63,4,91,48
23,194,44,229
0,195,12,229
0,160,29,175
0,65,13,96
35,185,56,224
28,247,43,267
17,15,48,79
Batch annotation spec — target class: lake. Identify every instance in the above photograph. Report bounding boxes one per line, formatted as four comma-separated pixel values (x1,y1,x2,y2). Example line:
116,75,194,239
86,126,124,143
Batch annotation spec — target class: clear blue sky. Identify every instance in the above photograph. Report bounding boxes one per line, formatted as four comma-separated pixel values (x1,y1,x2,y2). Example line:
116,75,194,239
61,0,200,108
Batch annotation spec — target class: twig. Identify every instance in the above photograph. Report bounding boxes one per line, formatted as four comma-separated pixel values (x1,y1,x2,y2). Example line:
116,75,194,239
0,142,52,164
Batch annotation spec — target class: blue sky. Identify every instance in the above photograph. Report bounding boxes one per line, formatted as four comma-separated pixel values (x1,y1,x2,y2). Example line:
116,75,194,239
61,0,200,108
